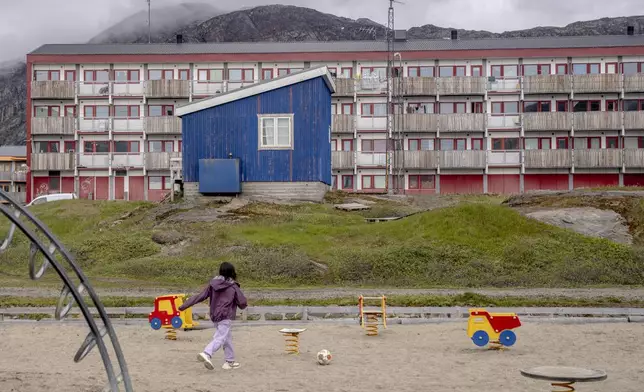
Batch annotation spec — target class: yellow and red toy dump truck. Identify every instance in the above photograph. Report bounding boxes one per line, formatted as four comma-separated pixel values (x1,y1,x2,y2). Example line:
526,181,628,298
467,308,521,348
148,294,198,331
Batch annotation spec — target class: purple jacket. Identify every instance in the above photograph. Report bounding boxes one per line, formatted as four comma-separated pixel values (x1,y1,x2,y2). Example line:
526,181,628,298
179,276,247,322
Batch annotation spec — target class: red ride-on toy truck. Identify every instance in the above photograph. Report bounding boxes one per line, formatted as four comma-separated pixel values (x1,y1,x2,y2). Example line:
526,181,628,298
148,294,198,331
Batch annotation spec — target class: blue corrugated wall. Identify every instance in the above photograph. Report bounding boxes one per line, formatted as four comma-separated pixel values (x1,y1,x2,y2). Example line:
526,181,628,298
182,76,332,185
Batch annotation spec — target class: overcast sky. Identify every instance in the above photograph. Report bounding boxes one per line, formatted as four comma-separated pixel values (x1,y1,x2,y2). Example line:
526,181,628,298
1,0,643,62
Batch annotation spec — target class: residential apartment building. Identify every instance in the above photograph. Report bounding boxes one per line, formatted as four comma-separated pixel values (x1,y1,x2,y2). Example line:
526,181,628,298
25,33,644,202
0,146,27,203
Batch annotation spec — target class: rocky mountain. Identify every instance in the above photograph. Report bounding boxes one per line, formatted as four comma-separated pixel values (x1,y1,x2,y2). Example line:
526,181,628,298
1,4,643,146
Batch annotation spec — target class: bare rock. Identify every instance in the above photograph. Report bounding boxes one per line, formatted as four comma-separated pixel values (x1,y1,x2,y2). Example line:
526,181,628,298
151,230,186,245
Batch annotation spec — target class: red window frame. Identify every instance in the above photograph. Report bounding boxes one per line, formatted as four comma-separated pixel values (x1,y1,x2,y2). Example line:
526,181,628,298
178,141,182,153
555,64,568,75
438,102,466,114
361,103,387,118
331,139,338,151
34,105,60,117
113,140,140,154
277,68,304,77
83,140,111,154
408,102,435,114
624,99,644,111
471,65,483,77
571,63,600,75
438,65,466,77
83,105,110,118
360,67,386,77
361,175,385,190
491,138,521,151
326,67,338,78
471,102,483,113
35,141,60,153
522,101,551,113
407,66,435,77
556,137,569,149
148,105,174,117
574,137,601,149
408,138,434,151
148,176,172,190
471,138,484,150
64,141,76,153
361,139,387,152
113,105,140,118
178,69,190,80
261,68,274,80
439,138,466,151
606,136,620,149
340,67,353,78
34,70,61,81
408,175,435,190
605,62,618,74
197,69,224,82
64,70,76,81
341,103,354,115
83,70,110,83
622,62,644,75
341,139,353,151
341,175,354,190
491,65,518,78
148,140,174,152
524,137,552,149
228,68,254,81
572,100,601,112
491,101,520,115
64,105,77,117
606,100,618,112
556,100,569,112
113,69,140,83
148,69,174,80
521,64,551,76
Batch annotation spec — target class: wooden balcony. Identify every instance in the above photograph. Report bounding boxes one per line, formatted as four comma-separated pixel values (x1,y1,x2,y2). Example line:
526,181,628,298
144,80,190,98
524,150,572,168
30,81,75,99
332,151,354,169
12,172,26,182
31,117,76,135
31,153,75,171
332,78,355,96
624,74,644,93
439,150,486,169
574,149,622,168
331,114,354,133
145,152,181,170
572,74,621,93
438,76,486,95
522,75,571,94
438,113,485,132
400,114,438,132
144,117,182,134
624,149,644,168
573,112,622,131
401,77,437,96
522,112,571,131
623,112,644,130
397,150,439,169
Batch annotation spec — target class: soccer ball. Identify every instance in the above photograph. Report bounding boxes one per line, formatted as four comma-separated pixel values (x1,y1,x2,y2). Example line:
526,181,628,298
316,349,332,365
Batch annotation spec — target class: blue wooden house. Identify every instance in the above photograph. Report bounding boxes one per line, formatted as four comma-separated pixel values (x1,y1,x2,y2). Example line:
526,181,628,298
176,66,335,201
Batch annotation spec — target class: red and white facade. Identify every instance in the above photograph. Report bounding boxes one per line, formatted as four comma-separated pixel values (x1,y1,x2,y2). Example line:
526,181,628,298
25,37,644,202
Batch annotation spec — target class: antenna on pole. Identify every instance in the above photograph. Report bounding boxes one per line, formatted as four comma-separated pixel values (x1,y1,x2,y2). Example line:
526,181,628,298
147,0,151,43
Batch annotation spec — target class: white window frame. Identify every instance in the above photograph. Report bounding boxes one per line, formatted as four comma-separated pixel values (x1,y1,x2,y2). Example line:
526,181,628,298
257,114,294,150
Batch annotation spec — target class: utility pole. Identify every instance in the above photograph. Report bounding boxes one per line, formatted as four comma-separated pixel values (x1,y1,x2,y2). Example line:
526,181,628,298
147,0,151,43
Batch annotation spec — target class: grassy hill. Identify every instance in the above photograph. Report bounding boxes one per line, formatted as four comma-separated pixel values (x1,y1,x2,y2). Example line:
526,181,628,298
0,195,642,289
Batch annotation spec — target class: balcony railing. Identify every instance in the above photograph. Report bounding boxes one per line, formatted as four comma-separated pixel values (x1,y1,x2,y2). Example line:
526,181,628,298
524,149,572,168
0,171,13,181
487,78,521,93
522,112,571,131
487,115,521,129
78,82,110,97
331,151,354,169
623,112,644,130
438,76,486,95
624,74,644,93
400,114,438,132
439,113,485,132
112,118,144,132
522,75,571,94
356,75,387,94
398,150,439,169
112,153,145,168
12,172,26,182
624,149,644,168
401,77,437,96
572,74,621,93
439,150,486,169
144,117,182,134
144,80,190,98
111,82,144,96
488,151,522,166
574,149,622,168
333,78,355,96
331,114,355,133
31,117,76,135
573,112,622,131
31,81,75,99
145,152,181,170
356,152,387,167
31,153,75,171
78,118,111,132
77,153,111,168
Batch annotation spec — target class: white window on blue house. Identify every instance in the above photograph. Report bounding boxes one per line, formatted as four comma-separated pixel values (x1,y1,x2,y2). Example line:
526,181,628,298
258,114,294,150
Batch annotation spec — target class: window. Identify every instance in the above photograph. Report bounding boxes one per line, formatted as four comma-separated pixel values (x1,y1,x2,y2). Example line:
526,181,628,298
438,66,466,77
114,70,140,83
84,70,109,82
606,63,618,74
556,137,569,149
197,69,223,82
64,141,76,152
340,67,353,79
114,141,140,153
64,71,76,81
341,139,353,151
178,141,182,153
555,64,568,75
407,66,435,77
261,69,274,80
573,100,601,112
49,177,60,192
408,175,435,190
149,176,172,190
471,138,484,150
341,103,353,115
574,137,601,149
491,65,518,78
83,106,109,118
471,102,483,113
34,106,60,117
361,67,386,79
229,69,254,81
572,63,600,75
34,141,59,153
523,101,551,113
624,100,643,111
361,103,387,117
148,105,174,117
331,139,338,151
622,62,643,75
277,68,303,77
606,136,619,149
34,70,60,81
114,105,140,118
491,102,519,114
606,100,618,111
332,175,338,190
327,67,337,78
362,175,385,189
408,103,435,114
439,138,466,151
556,100,569,112
64,105,76,117
259,115,292,149
408,139,434,151
471,65,483,77
148,140,173,152
148,69,174,80
491,138,520,150
178,70,190,80
439,102,466,114
83,141,110,153
361,139,387,152
525,138,552,150
624,137,644,149
522,64,551,76
342,175,353,190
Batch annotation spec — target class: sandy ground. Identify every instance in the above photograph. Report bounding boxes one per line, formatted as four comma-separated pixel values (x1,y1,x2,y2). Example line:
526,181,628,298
1,322,644,392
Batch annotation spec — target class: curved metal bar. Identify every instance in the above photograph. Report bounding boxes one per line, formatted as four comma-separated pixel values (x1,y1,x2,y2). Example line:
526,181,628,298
0,191,132,391
0,208,20,252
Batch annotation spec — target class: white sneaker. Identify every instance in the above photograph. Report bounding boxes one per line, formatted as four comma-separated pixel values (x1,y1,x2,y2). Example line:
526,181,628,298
197,352,214,370
222,361,240,370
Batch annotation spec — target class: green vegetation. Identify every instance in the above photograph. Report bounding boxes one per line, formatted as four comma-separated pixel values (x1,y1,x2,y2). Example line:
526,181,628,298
0,196,643,289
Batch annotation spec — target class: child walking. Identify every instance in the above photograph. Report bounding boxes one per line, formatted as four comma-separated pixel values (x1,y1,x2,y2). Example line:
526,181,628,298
179,262,247,370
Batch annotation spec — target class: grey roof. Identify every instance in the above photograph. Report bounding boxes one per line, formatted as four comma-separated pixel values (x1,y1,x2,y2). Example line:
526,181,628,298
0,146,26,157
28,35,644,56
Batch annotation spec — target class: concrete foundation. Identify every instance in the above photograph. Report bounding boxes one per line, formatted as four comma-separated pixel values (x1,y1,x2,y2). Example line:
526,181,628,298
183,181,329,202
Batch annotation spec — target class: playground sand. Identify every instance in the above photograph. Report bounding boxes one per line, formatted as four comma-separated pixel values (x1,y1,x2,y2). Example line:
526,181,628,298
1,322,643,391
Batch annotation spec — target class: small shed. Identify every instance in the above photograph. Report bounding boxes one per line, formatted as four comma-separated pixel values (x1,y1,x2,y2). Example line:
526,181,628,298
176,66,335,202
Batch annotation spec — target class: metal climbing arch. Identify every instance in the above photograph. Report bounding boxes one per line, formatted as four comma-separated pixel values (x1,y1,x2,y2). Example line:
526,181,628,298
0,190,133,392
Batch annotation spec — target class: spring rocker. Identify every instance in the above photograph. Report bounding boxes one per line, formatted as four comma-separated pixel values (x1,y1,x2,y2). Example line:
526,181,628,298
467,308,521,350
279,328,307,354
148,294,198,340
358,295,387,336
